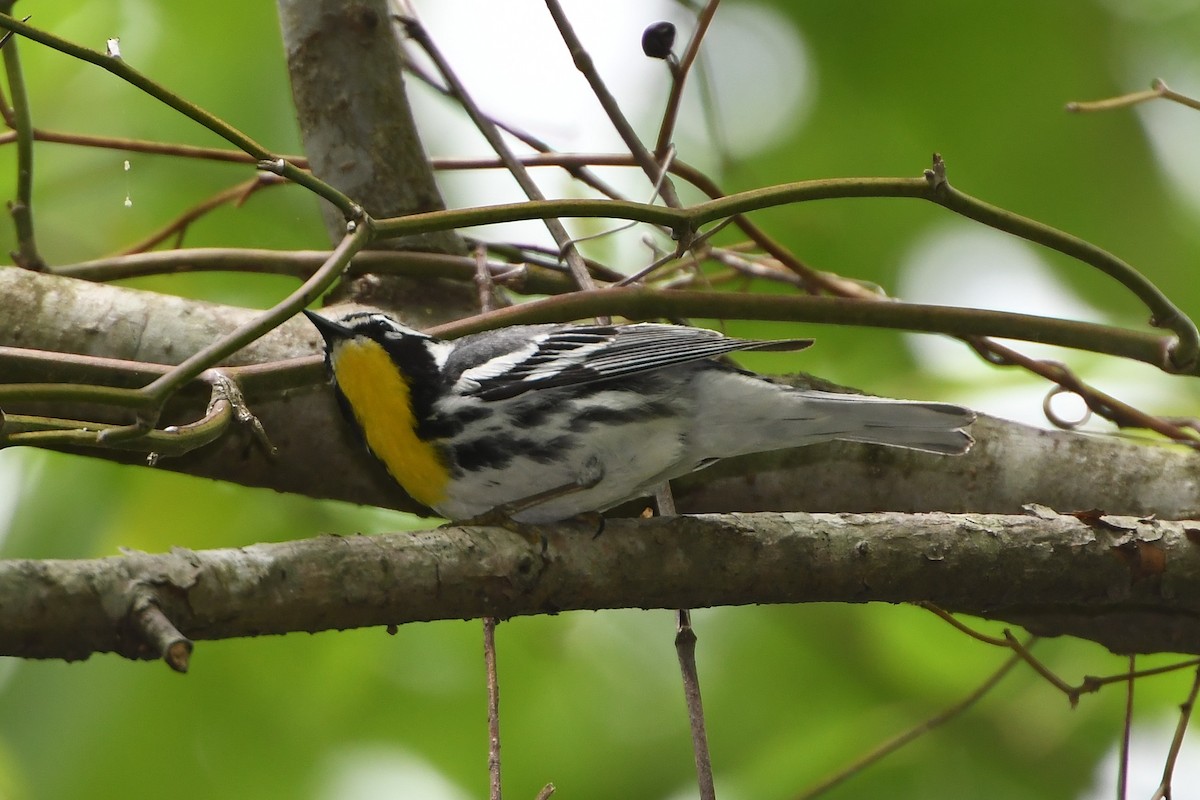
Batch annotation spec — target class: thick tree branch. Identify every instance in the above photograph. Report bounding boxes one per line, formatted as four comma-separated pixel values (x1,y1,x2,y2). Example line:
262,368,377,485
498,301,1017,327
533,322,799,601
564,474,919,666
277,0,473,318
2,510,1198,667
3,266,1199,518
277,0,461,254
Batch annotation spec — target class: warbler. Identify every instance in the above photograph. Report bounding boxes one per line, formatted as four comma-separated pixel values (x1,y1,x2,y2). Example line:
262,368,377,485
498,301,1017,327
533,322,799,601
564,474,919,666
305,310,975,523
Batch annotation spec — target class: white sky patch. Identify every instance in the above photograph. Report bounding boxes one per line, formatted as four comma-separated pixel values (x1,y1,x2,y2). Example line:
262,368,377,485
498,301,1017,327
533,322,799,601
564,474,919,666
1127,48,1200,217
898,224,1104,368
0,455,46,692
672,2,812,162
0,451,39,553
314,745,470,800
896,225,1116,427
1079,714,1200,800
409,0,811,267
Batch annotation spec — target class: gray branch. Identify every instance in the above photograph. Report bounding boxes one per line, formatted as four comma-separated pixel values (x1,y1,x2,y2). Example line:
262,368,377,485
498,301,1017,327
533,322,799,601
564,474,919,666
4,265,1200,518
277,0,461,254
276,0,475,317
2,510,1198,669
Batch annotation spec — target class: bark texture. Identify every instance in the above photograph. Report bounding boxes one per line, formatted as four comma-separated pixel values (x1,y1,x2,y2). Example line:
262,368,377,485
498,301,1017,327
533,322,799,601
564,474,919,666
2,511,1197,665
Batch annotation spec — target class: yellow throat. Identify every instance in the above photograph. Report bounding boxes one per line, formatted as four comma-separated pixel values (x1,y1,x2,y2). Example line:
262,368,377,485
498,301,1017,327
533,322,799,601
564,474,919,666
329,338,450,509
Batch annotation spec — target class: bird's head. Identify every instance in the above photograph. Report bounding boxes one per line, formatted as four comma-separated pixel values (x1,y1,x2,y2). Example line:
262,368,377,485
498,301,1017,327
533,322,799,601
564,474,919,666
304,309,444,389
304,310,429,349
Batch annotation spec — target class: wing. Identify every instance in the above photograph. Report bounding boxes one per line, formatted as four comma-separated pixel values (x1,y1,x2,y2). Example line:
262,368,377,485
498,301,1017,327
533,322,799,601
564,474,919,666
452,323,813,401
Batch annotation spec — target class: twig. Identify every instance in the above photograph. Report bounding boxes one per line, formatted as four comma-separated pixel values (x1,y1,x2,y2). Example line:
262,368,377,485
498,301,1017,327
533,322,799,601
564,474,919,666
917,602,1011,647
542,0,682,209
1067,79,1200,114
1150,664,1200,800
1147,78,1200,111
99,220,372,439
0,127,308,166
131,593,193,673
1066,86,1164,113
484,616,502,800
556,146,679,261
616,207,739,287
965,337,1200,446
1148,666,1200,799
372,166,1199,371
676,609,715,800
653,483,717,800
0,14,358,218
654,1,720,158
919,155,1198,371
435,151,830,290
1072,659,1200,701
427,287,1188,382
475,242,498,313
920,605,1200,708
480,240,626,284
57,247,590,295
706,247,806,288
0,10,45,270
1118,654,1134,800
396,11,598,296
203,370,275,458
401,56,629,204
795,648,1023,799
116,174,281,255
1002,630,1079,698
0,365,273,460
1,383,234,455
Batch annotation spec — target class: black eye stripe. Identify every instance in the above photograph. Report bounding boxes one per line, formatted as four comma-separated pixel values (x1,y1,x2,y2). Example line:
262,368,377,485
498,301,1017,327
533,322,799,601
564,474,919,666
340,312,427,341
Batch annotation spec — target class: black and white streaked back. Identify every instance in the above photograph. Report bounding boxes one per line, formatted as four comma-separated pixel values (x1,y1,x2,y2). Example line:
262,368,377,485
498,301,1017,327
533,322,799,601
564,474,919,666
449,323,813,401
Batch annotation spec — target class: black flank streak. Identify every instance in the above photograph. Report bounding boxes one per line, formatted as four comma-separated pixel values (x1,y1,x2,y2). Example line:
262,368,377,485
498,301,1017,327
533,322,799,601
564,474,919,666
417,405,493,440
569,401,677,432
452,434,576,472
452,436,514,472
509,398,559,429
449,405,494,424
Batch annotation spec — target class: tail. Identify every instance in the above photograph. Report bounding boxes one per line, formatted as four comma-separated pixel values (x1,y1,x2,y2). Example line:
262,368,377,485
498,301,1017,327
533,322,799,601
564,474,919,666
691,374,976,459
795,390,975,455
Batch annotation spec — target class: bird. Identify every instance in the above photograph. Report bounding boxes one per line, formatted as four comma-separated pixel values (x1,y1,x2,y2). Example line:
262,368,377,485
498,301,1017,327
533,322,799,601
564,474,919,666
305,310,975,523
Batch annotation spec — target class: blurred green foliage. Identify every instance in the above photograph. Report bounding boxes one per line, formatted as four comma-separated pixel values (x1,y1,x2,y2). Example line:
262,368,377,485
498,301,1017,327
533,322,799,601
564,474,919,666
2,2,1200,798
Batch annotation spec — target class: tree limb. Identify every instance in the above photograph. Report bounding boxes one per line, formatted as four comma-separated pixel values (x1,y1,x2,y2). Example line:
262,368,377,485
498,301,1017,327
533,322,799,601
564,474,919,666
2,510,1198,667
3,264,1199,518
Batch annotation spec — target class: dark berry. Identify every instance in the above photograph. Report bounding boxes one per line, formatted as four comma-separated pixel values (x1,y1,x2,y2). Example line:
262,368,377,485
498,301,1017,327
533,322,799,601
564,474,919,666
641,22,676,59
